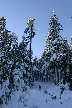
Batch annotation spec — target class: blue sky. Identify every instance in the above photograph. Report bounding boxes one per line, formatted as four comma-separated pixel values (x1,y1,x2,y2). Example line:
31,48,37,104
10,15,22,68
0,0,72,59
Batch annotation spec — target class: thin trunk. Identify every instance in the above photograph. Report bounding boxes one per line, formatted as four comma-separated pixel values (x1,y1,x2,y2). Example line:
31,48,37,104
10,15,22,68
59,71,60,84
55,67,58,85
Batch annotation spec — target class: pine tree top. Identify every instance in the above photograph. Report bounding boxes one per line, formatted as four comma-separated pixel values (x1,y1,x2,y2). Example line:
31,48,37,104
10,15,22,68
0,16,6,21
50,10,57,21
52,10,55,15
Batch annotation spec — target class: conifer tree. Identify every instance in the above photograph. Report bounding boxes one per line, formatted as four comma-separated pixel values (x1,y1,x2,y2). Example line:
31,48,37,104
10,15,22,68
24,18,36,86
8,32,18,91
47,11,63,85
0,17,15,105
61,37,69,84
0,17,11,84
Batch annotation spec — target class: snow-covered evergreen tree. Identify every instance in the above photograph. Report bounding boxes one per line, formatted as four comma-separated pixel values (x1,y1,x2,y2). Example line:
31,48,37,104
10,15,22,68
0,17,16,106
24,18,36,85
0,17,11,85
46,11,64,85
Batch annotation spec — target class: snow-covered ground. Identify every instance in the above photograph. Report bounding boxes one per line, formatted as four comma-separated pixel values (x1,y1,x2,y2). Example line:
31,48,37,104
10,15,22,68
1,82,72,108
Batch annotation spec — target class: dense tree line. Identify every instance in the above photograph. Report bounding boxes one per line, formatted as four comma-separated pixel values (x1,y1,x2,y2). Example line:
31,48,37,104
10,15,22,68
37,11,72,86
0,11,72,106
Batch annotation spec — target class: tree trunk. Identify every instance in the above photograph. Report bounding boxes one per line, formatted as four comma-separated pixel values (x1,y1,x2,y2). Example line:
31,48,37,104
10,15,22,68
55,67,58,85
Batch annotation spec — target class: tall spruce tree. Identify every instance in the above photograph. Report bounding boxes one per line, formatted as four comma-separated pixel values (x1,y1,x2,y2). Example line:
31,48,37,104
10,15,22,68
24,18,36,86
0,17,11,84
47,11,63,85
61,37,69,84
0,17,17,105
8,32,18,91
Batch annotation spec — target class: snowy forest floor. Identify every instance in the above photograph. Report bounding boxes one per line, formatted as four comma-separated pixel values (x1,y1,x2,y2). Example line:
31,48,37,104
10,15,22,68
1,82,72,108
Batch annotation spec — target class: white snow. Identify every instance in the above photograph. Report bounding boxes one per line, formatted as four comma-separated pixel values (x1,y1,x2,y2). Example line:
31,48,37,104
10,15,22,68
33,66,39,71
1,82,72,108
50,53,56,61
24,62,28,67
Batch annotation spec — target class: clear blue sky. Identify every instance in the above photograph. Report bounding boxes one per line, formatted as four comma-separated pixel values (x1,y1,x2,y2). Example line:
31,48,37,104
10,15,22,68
0,0,72,59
